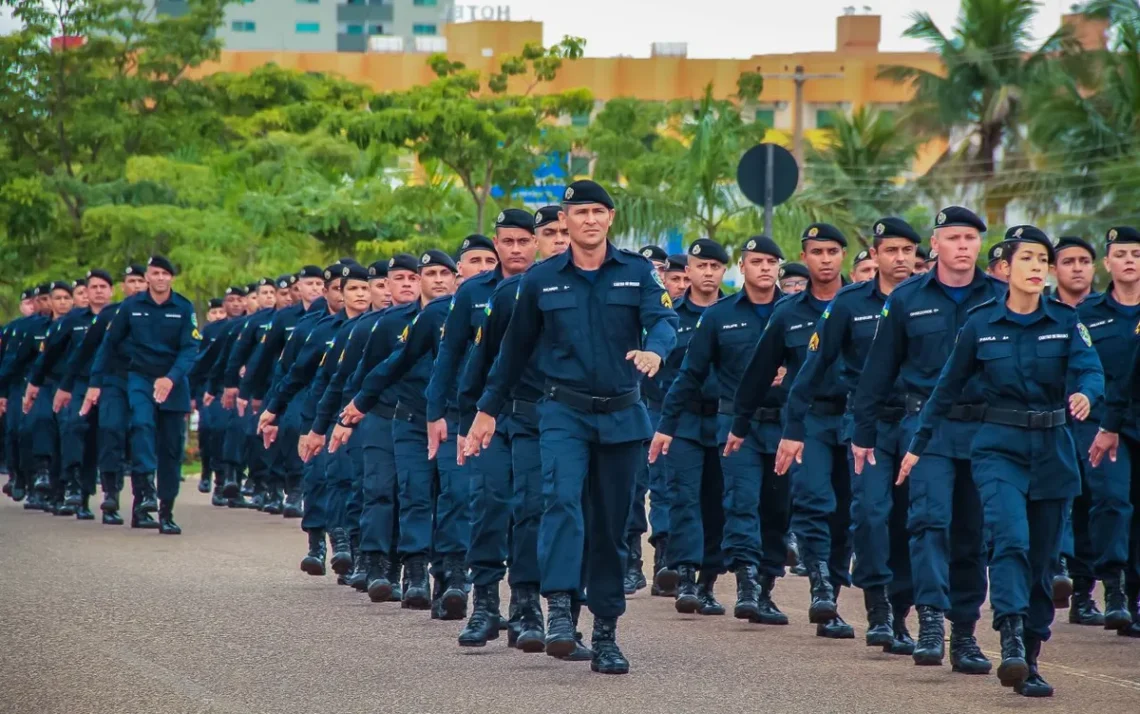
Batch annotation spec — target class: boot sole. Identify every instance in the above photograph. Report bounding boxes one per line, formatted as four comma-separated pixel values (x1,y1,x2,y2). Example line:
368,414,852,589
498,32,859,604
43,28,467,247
159,528,182,535
441,591,467,620
102,517,123,526
884,640,915,655
808,602,837,624
367,581,392,602
590,664,629,675
951,662,992,675
997,659,1028,687
866,631,895,647
1069,613,1105,626
517,633,546,653
76,513,95,521
457,637,488,648
300,559,326,576
1103,612,1133,630
912,651,943,666
750,614,789,626
734,604,760,620
330,555,353,575
403,591,431,609
675,596,700,614
221,484,239,498
1051,578,1073,605
699,606,726,616
1015,683,1054,697
545,637,577,659
100,500,118,513
654,569,680,593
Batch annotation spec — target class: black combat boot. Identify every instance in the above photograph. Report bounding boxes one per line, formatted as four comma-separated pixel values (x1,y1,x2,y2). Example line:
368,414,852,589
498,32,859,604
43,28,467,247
220,467,240,499
197,470,211,494
1118,581,1140,638
211,472,227,507
517,585,546,652
623,538,646,595
913,605,945,665
348,551,369,592
130,504,159,530
32,466,51,494
300,530,326,576
75,494,95,521
1015,635,1053,697
544,592,577,658
328,528,353,575
949,619,991,674
996,615,1028,687
560,599,593,661
674,564,700,614
363,552,390,601
1068,576,1105,625
263,486,284,515
816,587,855,639
1052,557,1073,608
786,532,801,567
132,473,158,513
100,472,123,525
429,567,446,618
806,561,838,623
696,571,725,615
506,586,522,647
732,565,761,620
440,555,468,620
8,471,25,502
240,477,254,497
402,555,431,609
282,486,303,518
1103,570,1133,630
63,466,83,507
864,585,894,647
754,574,789,625
158,501,181,535
459,584,502,647
590,617,629,675
1,475,11,497
884,604,916,655
651,536,676,596
388,553,403,602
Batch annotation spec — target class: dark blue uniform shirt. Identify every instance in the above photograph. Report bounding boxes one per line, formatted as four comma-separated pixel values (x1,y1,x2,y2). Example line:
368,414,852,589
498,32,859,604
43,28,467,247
341,300,420,416
265,311,345,417
310,307,389,436
1077,288,1140,437
354,296,451,419
61,304,121,392
651,290,721,446
224,306,275,390
244,298,325,401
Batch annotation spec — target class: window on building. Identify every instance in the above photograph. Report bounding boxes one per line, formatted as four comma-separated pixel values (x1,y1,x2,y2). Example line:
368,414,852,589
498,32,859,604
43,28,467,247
755,109,775,127
569,155,591,176
296,22,321,34
816,109,837,129
570,112,591,127
231,20,256,32
367,24,385,35
412,24,437,35
340,24,364,35
297,0,319,4
413,0,438,5
343,0,366,5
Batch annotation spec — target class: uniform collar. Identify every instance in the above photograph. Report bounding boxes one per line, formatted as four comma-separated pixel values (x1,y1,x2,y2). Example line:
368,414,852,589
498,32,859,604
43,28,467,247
678,288,724,311
732,287,782,307
920,266,991,294
553,241,622,272
987,296,1064,325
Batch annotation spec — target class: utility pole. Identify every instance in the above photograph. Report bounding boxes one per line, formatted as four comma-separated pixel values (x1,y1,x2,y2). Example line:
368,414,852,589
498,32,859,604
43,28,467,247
761,65,844,187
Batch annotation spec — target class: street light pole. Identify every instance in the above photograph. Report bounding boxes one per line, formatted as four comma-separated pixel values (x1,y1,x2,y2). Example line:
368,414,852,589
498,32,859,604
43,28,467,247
761,65,844,188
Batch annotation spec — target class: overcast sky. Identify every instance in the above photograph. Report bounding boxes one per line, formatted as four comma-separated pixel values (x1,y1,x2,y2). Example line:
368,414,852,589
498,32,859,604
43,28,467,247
1,0,1075,58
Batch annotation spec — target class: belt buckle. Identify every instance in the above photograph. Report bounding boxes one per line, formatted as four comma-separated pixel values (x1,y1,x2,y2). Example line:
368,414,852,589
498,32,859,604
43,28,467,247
1027,411,1050,428
591,396,609,412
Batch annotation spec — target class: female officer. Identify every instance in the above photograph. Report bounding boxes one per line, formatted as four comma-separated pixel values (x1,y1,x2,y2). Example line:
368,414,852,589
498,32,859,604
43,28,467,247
897,226,1104,698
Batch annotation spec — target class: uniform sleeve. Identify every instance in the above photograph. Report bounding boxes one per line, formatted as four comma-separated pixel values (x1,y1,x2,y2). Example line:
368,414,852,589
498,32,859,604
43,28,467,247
458,288,511,435
784,298,849,442
266,331,323,415
29,321,69,387
426,290,476,422
1069,319,1105,413
1103,341,1139,433
907,320,980,456
730,311,788,438
851,295,908,448
302,333,349,431
658,312,717,436
224,318,261,389
477,275,541,417
60,313,107,393
353,313,435,414
243,320,286,400
91,310,130,385
311,329,364,436
166,309,200,383
641,263,679,360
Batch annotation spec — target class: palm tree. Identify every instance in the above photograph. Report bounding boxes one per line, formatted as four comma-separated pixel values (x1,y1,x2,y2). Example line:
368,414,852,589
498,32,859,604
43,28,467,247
880,0,1081,224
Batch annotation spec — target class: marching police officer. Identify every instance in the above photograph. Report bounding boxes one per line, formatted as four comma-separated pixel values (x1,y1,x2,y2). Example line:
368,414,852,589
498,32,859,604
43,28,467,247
850,249,877,283
900,226,1104,697
465,180,678,674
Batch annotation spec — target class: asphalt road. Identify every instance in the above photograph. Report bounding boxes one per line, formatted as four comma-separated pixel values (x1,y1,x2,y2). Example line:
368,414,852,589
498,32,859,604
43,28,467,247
2,489,1139,714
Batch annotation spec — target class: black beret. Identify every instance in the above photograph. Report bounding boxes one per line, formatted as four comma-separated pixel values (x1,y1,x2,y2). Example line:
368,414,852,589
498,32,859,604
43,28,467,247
340,263,370,283
244,282,258,295
934,206,986,233
420,249,457,273
147,254,177,276
457,234,497,258
125,263,147,277
872,217,921,244
208,298,224,309
288,274,298,285
562,180,614,210
1001,225,1055,262
20,288,33,301
665,254,688,272
778,263,810,281
387,254,419,274
742,235,784,260
338,256,360,266
225,285,249,297
1055,236,1096,260
86,269,113,285
49,280,73,294
257,277,274,288
802,223,848,247
494,209,535,233
296,265,323,280
916,245,931,261
853,249,873,265
638,245,669,263
73,278,86,288
368,260,388,279
1106,226,1140,245
275,275,292,289
534,205,561,229
322,263,343,283
687,238,730,264
35,282,51,296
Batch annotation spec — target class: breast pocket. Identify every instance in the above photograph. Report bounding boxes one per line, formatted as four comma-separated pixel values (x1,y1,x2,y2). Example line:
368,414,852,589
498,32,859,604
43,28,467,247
905,316,947,365
538,291,579,344
604,288,641,344
976,341,1015,387
1033,338,1068,384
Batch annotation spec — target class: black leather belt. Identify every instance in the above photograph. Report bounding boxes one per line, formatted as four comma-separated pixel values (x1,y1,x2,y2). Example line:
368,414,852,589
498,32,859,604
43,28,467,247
718,399,782,423
984,408,1067,429
686,399,719,417
369,403,395,419
645,398,663,412
810,398,846,417
545,384,641,414
510,399,537,420
878,406,905,423
904,394,986,422
393,402,426,424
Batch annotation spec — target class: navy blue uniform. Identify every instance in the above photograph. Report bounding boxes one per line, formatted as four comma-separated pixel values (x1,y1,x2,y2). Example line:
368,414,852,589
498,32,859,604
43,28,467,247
475,244,678,620
660,289,791,586
909,296,1103,642
188,318,231,491
224,306,275,496
0,315,49,490
91,291,199,503
852,268,1005,627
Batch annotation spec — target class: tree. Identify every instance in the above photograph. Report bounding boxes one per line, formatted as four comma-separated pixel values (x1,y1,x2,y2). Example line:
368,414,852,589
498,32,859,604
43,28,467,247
880,0,1081,224
336,38,593,232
